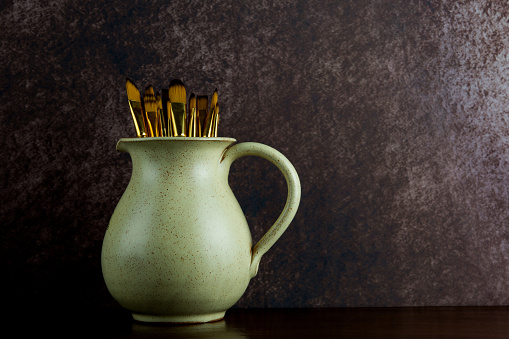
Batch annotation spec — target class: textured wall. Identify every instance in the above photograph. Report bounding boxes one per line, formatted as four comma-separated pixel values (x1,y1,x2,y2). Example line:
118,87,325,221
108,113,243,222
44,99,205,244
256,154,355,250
2,0,509,314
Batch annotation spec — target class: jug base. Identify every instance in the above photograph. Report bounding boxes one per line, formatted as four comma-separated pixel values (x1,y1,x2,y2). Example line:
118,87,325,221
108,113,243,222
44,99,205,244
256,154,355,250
132,311,226,324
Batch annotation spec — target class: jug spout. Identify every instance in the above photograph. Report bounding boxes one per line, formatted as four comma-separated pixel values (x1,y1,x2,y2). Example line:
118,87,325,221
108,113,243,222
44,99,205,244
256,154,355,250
116,139,129,153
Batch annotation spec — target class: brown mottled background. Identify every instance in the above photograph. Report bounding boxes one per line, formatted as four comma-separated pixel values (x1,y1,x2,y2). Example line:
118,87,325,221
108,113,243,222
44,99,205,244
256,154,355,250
2,0,509,316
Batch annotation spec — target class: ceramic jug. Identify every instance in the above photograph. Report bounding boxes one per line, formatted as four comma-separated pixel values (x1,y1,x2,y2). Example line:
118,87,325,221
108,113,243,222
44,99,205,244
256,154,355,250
101,137,301,323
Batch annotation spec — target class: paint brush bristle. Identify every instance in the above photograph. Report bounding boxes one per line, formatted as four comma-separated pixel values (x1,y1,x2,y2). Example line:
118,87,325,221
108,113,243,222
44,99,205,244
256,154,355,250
210,89,218,109
189,93,196,111
197,96,208,111
144,85,157,112
126,77,141,102
168,79,186,103
156,92,162,110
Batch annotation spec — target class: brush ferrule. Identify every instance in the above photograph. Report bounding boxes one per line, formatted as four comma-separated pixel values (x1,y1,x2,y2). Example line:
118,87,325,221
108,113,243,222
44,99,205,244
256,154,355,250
188,108,198,137
197,109,207,135
170,103,187,137
159,108,168,137
203,106,215,137
145,110,161,137
166,101,174,136
128,100,147,137
212,111,219,137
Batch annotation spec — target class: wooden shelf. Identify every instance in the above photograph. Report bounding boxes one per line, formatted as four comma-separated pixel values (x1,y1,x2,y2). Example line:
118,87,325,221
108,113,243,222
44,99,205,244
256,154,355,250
16,307,509,338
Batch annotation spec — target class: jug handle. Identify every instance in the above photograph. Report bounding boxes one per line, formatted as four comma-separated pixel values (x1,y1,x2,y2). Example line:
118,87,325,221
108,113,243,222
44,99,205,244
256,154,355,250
220,142,301,278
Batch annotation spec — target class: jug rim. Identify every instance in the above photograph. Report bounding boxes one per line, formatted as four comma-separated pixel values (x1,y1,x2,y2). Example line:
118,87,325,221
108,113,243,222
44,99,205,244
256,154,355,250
118,137,237,142
116,137,238,153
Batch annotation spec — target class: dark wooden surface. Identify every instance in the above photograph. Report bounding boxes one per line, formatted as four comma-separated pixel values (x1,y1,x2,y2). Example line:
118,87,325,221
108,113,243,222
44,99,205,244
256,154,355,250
23,307,509,338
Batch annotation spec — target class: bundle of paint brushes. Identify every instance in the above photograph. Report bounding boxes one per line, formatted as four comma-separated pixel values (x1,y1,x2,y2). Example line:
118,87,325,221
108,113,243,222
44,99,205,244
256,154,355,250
125,77,220,138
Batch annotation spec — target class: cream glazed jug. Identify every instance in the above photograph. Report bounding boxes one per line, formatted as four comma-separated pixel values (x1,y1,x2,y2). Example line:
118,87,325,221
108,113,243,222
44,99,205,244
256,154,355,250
101,137,301,323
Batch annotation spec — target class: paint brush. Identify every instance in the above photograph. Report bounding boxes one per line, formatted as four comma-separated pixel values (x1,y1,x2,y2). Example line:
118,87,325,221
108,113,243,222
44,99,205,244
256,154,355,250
188,93,198,137
126,78,147,138
210,89,219,137
166,99,176,136
168,79,187,137
196,95,208,136
143,85,160,137
203,89,218,137
212,104,219,137
161,88,170,136
156,91,164,137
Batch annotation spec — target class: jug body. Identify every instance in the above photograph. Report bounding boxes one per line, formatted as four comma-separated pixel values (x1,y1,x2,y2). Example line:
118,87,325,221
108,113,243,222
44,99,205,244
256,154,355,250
102,138,252,323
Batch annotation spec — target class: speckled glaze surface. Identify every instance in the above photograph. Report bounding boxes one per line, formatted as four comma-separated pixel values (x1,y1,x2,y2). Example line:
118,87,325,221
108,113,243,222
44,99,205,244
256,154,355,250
101,137,300,323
